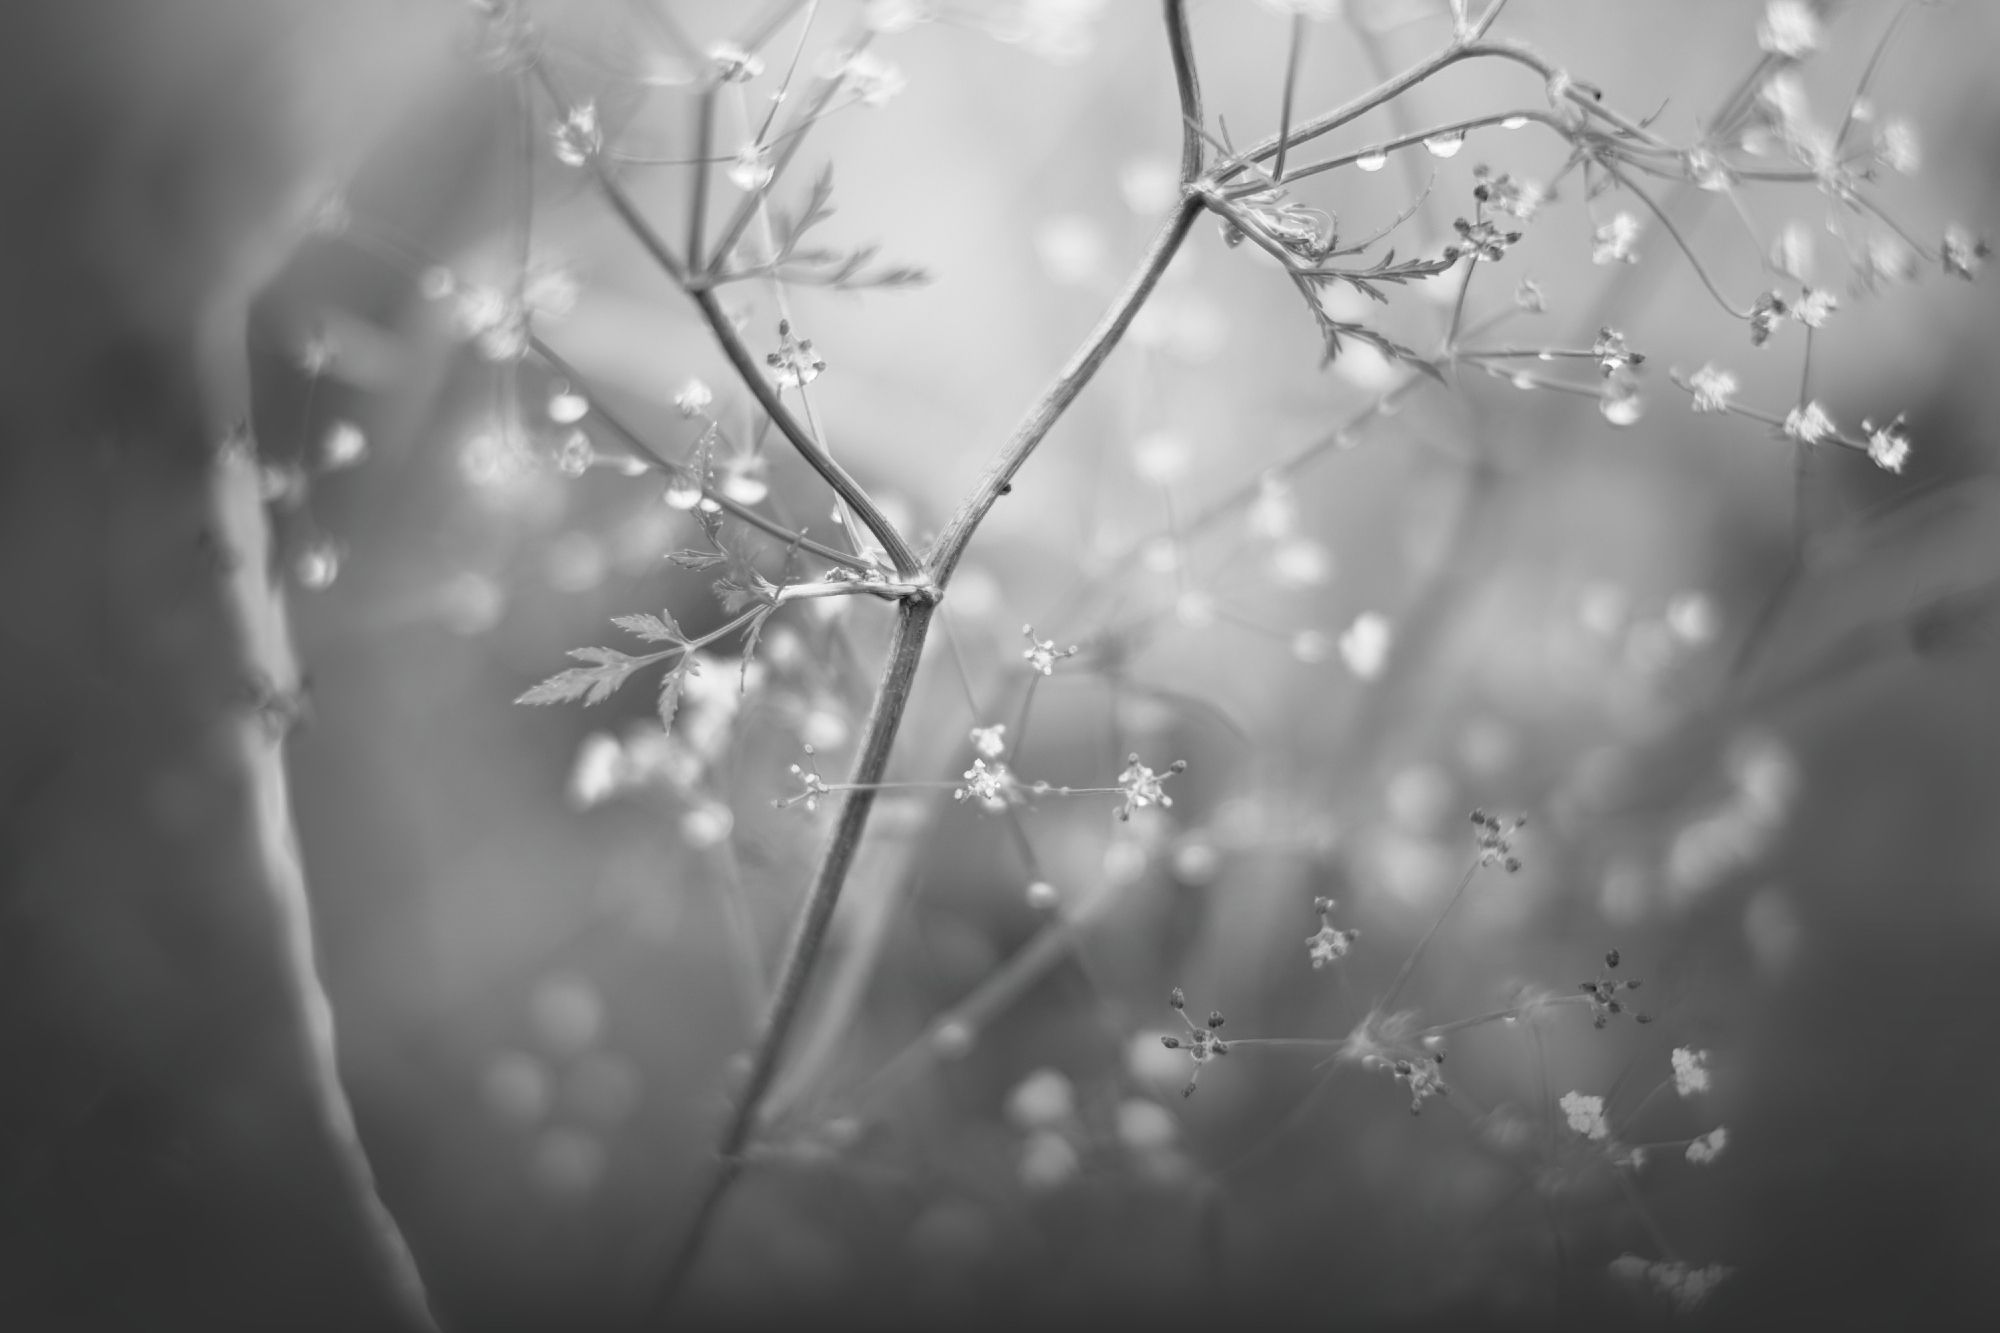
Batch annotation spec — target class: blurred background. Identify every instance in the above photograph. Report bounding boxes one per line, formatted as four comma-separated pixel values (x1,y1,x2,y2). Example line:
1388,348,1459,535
56,0,2000,1327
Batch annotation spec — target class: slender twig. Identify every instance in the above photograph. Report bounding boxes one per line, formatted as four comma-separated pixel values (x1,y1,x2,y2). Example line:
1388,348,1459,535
525,336,875,573
686,87,717,267
1379,861,1480,1012
1273,15,1307,185
705,30,874,275
1598,159,1754,320
649,598,936,1318
688,285,922,575
928,199,1202,585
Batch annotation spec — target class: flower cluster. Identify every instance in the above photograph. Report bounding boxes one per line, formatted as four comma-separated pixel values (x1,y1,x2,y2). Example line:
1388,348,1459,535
766,320,827,388
775,745,833,813
1671,1046,1712,1098
1609,1255,1733,1313
1558,1090,1609,1142
1021,625,1080,676
955,758,1017,808
1341,1009,1448,1115
1470,808,1525,872
1305,896,1359,968
1686,1126,1729,1165
1159,989,1228,1098
1115,754,1186,821
1580,948,1650,1028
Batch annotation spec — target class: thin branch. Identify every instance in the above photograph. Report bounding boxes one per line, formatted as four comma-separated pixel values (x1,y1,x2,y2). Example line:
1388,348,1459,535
649,599,937,1318
527,336,875,573
686,87,717,267
1166,0,1205,185
705,31,874,275
688,286,923,575
1598,159,1753,320
1273,15,1307,184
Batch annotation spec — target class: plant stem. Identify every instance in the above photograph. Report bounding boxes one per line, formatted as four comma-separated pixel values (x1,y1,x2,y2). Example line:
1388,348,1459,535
647,597,935,1320
928,198,1201,584
688,285,922,575
526,335,875,573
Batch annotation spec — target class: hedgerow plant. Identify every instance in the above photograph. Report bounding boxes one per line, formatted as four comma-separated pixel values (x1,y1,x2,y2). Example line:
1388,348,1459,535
307,0,1987,1322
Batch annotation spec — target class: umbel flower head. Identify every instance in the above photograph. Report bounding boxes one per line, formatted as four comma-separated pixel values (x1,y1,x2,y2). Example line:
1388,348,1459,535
1341,1008,1448,1115
1116,753,1187,820
1580,948,1651,1028
1305,896,1359,968
1159,988,1229,1098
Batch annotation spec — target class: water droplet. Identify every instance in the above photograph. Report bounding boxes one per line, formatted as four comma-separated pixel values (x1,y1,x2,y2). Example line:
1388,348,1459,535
1537,351,1555,362
547,390,589,425
727,142,775,192
1501,116,1530,131
1512,373,1536,390
294,539,341,590
1356,150,1388,173
1423,132,1466,159
1025,880,1059,910
663,472,704,510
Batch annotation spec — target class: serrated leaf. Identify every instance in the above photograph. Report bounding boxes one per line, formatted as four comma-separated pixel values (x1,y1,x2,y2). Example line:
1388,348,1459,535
656,664,687,732
775,164,838,260
515,647,643,707
613,610,685,643
737,607,774,689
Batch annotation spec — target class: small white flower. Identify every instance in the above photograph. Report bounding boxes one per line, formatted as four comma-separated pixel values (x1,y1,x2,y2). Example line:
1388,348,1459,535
1688,364,1738,414
1559,1090,1609,1141
673,379,713,417
1671,1047,1712,1097
1757,1,1825,60
1783,401,1836,445
1306,923,1357,968
1022,625,1078,676
1686,1126,1729,1164
1793,287,1837,328
826,49,906,107
1611,1256,1734,1313
969,724,1008,759
1865,416,1911,474
708,41,765,82
1878,119,1921,175
955,759,1015,807
1592,212,1642,266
